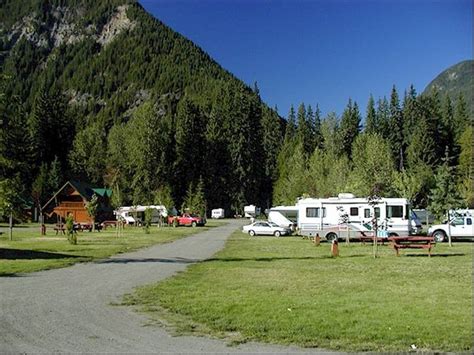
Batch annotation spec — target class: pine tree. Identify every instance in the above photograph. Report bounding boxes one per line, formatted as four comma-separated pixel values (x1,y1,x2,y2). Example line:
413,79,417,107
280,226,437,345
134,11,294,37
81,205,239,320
284,105,297,143
388,85,404,170
365,94,377,134
376,97,390,139
339,99,361,158
402,85,418,153
454,94,469,139
429,149,462,222
296,102,312,155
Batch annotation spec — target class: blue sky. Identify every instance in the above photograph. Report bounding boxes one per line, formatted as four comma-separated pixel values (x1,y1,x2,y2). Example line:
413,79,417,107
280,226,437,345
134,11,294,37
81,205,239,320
139,0,472,118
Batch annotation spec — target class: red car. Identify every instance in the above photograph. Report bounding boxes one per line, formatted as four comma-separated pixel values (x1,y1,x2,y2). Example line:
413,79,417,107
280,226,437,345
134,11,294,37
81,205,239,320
168,213,206,227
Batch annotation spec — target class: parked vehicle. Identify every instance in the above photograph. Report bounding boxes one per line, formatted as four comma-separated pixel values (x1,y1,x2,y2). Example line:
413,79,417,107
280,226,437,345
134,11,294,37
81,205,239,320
268,206,298,231
167,213,206,227
115,205,167,225
244,205,261,218
296,193,413,237
428,211,474,242
242,221,290,237
211,208,225,219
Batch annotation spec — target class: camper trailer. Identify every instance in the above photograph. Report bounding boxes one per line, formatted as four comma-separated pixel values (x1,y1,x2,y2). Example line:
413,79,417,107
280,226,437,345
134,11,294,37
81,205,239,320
211,208,225,219
296,193,412,239
115,205,168,225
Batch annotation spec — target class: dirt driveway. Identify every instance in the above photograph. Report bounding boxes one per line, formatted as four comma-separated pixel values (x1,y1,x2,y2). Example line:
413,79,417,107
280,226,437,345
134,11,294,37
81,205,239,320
0,220,324,353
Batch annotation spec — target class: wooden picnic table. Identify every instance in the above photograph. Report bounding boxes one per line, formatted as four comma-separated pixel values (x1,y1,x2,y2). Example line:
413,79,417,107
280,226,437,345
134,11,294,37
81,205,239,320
388,236,436,256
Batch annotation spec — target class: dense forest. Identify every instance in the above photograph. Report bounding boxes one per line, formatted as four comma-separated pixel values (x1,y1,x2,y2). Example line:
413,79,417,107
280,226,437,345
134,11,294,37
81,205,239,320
273,86,472,219
0,0,472,222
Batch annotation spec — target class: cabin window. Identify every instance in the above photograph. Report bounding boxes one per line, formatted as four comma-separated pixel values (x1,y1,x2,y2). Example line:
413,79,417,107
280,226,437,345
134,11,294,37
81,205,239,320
306,207,326,218
451,218,464,226
387,205,403,218
467,218,472,225
364,209,370,218
350,207,358,216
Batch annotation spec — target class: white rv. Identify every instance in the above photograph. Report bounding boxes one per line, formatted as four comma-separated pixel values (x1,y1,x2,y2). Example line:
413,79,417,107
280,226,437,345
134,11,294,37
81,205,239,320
296,193,412,239
268,206,298,230
244,205,261,218
115,205,168,225
211,208,225,219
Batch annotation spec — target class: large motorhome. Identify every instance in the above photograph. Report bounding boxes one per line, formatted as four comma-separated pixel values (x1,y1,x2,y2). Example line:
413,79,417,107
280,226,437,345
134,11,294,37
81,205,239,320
296,193,412,238
115,205,168,225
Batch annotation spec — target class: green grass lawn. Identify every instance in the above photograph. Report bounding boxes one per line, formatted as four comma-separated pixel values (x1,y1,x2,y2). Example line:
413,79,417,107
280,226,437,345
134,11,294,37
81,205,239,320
125,231,473,352
0,221,222,276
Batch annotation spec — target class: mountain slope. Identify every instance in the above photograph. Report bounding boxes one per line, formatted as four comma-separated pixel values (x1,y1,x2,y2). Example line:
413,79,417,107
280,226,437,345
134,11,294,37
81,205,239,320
0,0,283,214
424,60,473,116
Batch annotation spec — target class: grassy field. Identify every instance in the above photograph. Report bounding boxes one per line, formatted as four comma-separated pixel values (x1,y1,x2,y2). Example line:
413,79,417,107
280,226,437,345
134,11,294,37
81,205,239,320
125,231,473,352
0,221,222,276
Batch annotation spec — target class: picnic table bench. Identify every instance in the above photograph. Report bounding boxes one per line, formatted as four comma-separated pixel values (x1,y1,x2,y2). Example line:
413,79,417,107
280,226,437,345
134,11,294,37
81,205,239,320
101,220,117,230
388,236,436,256
54,225,66,235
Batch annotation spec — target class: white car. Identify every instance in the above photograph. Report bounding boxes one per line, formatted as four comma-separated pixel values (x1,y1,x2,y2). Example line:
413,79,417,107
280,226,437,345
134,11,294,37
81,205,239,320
242,221,290,237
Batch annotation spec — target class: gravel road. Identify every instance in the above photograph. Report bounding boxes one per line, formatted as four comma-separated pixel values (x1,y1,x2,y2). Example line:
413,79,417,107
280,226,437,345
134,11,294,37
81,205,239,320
0,220,327,354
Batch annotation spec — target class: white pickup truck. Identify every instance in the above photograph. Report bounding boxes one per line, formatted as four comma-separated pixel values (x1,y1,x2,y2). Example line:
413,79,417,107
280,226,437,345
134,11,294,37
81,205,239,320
428,215,474,242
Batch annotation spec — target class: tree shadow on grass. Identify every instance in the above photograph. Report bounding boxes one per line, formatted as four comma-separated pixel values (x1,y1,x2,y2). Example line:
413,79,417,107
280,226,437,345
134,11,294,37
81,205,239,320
0,248,81,260
404,253,466,257
203,254,367,263
97,257,200,264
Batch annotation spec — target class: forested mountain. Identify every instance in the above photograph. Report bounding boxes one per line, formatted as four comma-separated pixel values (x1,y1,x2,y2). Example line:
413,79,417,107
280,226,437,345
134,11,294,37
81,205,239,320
0,0,283,217
424,60,473,117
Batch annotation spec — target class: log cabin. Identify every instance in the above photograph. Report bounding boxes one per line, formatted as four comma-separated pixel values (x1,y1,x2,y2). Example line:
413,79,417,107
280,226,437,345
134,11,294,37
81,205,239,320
41,181,113,224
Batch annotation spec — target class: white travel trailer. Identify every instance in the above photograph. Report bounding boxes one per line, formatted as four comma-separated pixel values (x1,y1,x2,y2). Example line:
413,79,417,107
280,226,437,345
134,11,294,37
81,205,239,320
296,193,412,239
268,206,298,230
115,205,168,225
244,205,261,218
211,208,225,219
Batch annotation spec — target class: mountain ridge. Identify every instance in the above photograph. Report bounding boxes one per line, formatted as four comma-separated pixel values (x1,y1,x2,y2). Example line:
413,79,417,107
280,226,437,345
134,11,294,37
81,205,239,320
423,59,473,116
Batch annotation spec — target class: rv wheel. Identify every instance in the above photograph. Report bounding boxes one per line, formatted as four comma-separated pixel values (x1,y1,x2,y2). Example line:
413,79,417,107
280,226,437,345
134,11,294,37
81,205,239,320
326,232,337,242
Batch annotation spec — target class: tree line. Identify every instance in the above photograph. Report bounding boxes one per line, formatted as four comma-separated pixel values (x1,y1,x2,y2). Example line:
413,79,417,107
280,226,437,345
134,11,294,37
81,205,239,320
274,85,472,220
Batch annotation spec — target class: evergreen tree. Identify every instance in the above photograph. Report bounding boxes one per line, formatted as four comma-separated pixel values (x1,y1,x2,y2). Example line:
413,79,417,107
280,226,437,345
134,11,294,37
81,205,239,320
284,105,297,143
311,104,322,149
365,94,377,134
402,85,418,153
339,99,361,158
453,94,469,139
429,149,462,222
457,126,473,207
296,102,312,155
388,85,404,170
376,96,390,139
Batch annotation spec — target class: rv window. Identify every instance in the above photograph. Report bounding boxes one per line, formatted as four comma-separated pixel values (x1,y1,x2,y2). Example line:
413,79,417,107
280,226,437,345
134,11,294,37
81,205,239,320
364,209,370,218
387,205,403,218
375,207,380,218
350,207,358,216
306,207,326,218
